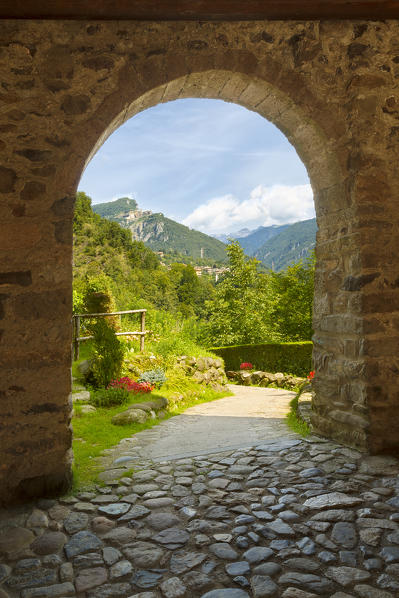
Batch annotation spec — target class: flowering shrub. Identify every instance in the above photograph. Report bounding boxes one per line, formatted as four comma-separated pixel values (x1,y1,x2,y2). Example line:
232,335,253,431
307,370,315,380
138,368,167,389
240,362,254,370
108,377,154,393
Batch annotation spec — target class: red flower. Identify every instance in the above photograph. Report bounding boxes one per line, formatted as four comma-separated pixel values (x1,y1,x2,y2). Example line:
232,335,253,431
108,377,154,393
240,362,253,370
307,371,315,380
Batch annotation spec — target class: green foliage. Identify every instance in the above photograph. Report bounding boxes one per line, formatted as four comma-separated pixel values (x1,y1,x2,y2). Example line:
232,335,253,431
211,341,312,377
90,387,131,407
82,273,116,317
73,192,214,327
269,255,315,341
73,289,85,315
89,319,125,388
286,395,311,436
138,368,167,389
201,241,277,346
255,218,317,271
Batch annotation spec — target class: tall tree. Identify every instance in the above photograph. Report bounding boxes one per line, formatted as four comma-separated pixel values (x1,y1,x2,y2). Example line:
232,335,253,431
201,241,277,346
269,255,314,341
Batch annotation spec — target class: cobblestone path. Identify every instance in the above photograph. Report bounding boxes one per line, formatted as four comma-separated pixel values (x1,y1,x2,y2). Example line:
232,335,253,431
2,388,399,597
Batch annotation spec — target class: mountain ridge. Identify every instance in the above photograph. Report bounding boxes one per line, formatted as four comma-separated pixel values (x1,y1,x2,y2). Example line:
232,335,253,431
92,198,227,263
254,218,317,270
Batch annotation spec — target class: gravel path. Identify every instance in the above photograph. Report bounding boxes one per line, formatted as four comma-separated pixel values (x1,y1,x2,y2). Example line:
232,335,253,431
108,385,298,463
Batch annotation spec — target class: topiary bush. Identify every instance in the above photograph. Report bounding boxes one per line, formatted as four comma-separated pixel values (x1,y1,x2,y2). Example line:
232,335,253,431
211,341,312,377
88,319,125,388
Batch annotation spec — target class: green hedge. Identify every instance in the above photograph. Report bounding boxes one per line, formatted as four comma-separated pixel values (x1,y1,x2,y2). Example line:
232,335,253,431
211,342,312,377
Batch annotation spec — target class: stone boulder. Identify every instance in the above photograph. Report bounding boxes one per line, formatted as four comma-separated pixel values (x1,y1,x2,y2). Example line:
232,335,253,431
112,409,148,425
81,405,97,414
72,391,91,403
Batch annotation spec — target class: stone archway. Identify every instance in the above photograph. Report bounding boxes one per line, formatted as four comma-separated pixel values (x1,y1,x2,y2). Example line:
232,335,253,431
1,19,398,505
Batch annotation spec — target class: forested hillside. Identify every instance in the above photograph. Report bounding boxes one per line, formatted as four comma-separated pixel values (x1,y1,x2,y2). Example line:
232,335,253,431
255,218,317,270
73,192,314,348
93,196,138,220
92,198,227,263
73,192,214,319
235,224,289,255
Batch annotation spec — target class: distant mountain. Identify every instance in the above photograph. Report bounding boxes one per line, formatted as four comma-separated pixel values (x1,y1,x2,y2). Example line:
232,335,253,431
255,218,317,271
236,224,289,255
214,228,253,244
93,198,227,263
214,224,288,252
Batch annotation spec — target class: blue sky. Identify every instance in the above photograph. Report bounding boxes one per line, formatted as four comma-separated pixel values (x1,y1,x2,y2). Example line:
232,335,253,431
79,98,314,235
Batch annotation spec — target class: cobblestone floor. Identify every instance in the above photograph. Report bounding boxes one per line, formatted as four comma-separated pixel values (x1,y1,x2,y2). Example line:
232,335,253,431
2,390,399,597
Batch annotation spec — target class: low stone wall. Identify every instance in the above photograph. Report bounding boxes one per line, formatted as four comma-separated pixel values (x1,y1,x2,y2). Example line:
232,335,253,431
227,370,305,390
177,356,227,389
297,392,313,429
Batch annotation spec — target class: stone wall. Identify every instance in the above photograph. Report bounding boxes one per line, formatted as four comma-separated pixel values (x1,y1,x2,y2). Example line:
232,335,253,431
177,356,227,389
1,18,399,504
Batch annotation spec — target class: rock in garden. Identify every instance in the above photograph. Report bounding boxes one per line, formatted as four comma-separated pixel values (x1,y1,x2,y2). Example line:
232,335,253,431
72,390,91,402
112,409,148,425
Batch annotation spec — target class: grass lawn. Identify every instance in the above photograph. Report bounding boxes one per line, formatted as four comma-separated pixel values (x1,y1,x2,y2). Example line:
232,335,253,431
72,382,232,492
286,395,311,437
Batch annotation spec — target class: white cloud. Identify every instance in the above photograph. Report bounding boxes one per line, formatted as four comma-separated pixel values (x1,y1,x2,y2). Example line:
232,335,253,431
182,184,315,235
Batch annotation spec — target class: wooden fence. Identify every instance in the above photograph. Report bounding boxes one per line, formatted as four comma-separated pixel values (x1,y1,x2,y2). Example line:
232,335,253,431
72,309,147,361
